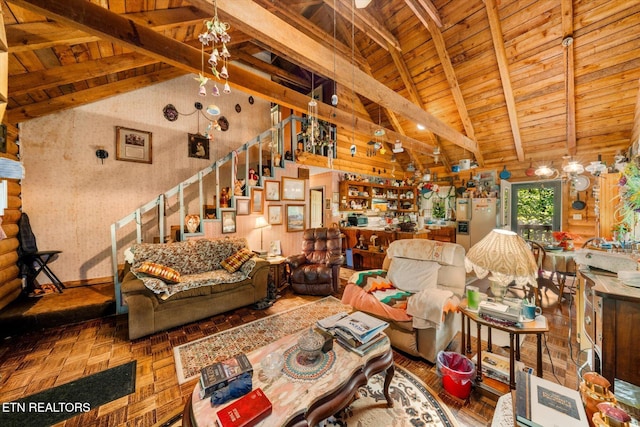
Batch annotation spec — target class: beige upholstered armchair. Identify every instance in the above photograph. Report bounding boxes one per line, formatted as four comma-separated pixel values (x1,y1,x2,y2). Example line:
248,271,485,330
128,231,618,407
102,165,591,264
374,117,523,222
342,239,466,363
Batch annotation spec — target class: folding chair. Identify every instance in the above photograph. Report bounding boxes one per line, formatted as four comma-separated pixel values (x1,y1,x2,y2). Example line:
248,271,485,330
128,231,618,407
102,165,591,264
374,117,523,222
17,213,65,293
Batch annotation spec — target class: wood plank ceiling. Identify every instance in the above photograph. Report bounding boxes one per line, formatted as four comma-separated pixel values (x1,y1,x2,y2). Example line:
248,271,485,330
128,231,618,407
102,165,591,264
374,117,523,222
2,0,640,178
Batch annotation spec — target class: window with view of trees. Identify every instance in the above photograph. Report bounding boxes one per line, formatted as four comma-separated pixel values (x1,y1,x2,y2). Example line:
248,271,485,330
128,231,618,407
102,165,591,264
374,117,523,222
510,181,562,241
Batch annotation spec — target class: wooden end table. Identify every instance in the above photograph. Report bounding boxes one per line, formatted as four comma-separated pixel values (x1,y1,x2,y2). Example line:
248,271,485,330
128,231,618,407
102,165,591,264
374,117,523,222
459,301,548,395
183,330,394,427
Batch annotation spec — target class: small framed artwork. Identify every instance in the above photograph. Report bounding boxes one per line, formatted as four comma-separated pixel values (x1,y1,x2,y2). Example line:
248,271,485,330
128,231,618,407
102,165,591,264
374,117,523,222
265,180,280,201
203,204,216,219
268,205,282,225
115,126,152,163
286,204,305,232
221,211,236,234
282,177,305,201
325,198,331,210
251,188,264,214
188,133,210,159
236,198,250,215
332,192,339,204
269,240,282,257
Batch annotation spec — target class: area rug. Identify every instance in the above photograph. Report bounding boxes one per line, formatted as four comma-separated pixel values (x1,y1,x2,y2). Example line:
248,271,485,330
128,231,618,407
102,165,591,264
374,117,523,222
325,366,459,427
0,361,136,427
173,296,349,384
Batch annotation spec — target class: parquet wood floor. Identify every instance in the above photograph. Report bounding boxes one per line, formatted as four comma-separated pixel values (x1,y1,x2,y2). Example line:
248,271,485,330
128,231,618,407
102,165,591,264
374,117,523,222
0,273,581,427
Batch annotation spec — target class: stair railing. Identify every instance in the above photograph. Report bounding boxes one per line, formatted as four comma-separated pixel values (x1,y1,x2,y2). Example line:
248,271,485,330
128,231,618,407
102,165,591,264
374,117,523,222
110,114,303,313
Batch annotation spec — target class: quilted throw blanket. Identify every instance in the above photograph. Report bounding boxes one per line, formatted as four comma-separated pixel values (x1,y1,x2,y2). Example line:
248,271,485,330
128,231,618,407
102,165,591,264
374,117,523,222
135,259,256,300
348,270,412,310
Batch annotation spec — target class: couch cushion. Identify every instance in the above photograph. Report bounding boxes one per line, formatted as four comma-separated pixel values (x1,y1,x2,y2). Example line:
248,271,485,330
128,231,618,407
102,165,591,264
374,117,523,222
387,258,440,293
221,248,255,273
137,261,181,283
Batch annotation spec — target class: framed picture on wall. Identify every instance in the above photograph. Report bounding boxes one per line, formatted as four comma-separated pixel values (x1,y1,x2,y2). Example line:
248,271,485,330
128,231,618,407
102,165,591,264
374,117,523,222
221,211,236,234
188,133,210,159
251,188,264,214
115,126,152,163
203,204,216,219
236,198,250,215
286,204,305,232
265,180,280,201
282,177,305,201
268,205,282,225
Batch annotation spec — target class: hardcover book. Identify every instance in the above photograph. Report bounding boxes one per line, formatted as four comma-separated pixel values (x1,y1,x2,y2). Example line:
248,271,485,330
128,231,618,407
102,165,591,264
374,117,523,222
515,371,587,427
333,311,389,344
200,353,253,399
216,387,272,427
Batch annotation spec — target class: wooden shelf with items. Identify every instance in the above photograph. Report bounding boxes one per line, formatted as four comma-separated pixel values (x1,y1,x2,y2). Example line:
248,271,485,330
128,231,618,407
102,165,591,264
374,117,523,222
339,180,417,213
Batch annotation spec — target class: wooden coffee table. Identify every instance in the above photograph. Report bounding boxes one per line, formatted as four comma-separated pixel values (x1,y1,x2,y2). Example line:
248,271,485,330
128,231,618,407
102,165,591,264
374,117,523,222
182,329,394,427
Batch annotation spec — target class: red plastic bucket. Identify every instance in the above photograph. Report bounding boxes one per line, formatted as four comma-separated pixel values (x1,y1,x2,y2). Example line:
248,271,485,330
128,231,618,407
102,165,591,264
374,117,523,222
437,351,475,399
442,373,472,399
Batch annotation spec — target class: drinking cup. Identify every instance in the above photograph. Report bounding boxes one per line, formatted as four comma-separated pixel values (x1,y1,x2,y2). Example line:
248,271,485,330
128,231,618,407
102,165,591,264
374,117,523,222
522,303,542,320
466,286,480,310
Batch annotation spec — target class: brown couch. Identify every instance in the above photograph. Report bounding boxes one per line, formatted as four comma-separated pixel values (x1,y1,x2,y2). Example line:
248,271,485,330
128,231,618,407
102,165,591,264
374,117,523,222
121,237,269,339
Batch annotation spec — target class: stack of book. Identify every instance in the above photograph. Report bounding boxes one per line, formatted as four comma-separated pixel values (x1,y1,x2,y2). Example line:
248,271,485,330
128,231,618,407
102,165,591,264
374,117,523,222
215,387,272,427
478,301,521,325
199,353,253,399
317,311,389,356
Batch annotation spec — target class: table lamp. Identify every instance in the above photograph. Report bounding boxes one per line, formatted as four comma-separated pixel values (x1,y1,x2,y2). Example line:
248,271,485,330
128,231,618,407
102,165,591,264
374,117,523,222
465,229,537,302
255,216,271,258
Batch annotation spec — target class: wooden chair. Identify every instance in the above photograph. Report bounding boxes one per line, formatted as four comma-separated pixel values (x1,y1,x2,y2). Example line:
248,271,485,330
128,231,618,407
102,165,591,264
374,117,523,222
526,240,557,306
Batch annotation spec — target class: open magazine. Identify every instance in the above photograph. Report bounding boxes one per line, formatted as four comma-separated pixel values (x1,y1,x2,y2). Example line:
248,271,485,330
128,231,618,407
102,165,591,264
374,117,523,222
333,311,389,344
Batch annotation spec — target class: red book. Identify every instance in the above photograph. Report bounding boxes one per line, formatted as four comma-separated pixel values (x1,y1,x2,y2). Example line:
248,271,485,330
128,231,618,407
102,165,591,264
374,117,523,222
216,388,272,427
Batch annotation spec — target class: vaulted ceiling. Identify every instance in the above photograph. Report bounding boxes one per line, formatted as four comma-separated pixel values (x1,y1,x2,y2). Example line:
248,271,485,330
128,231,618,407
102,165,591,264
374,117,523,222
3,0,640,178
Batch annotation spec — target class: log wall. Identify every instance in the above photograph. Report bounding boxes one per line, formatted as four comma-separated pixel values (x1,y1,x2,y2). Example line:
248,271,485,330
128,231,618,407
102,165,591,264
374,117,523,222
0,122,23,310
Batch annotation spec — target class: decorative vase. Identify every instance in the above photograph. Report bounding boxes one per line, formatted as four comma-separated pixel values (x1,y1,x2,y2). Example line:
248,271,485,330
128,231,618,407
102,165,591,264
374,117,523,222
489,280,507,303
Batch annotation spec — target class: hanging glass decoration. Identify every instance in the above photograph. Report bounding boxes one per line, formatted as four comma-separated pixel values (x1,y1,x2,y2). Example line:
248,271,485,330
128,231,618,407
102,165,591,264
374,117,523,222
198,0,231,94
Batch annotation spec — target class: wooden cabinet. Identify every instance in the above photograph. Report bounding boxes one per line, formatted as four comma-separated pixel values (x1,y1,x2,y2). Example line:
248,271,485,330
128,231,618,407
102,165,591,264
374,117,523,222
339,181,417,214
341,226,456,269
579,272,640,392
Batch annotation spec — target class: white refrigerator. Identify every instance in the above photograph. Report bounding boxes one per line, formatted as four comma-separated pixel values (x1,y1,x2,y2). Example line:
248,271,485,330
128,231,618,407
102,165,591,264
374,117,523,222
456,198,497,252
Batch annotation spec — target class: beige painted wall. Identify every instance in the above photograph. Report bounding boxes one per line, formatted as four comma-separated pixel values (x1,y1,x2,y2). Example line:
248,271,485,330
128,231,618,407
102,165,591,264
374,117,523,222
19,75,272,283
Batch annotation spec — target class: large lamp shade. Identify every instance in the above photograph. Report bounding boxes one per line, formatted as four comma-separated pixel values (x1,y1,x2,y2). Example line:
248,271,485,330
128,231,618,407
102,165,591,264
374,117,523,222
465,229,537,288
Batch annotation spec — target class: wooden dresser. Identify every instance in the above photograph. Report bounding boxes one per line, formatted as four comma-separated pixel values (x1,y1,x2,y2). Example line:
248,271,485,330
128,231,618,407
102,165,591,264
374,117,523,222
577,271,640,392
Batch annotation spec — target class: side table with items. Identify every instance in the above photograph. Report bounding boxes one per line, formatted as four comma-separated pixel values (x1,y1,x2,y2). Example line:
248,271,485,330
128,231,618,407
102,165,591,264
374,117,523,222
458,300,549,398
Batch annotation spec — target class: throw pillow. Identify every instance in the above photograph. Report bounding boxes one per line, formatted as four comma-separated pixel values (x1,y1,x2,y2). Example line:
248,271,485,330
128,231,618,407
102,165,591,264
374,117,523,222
387,257,440,293
221,248,255,273
137,261,181,283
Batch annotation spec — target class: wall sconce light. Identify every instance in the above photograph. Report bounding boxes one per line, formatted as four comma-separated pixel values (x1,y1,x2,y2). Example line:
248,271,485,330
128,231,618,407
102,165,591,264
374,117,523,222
535,164,558,178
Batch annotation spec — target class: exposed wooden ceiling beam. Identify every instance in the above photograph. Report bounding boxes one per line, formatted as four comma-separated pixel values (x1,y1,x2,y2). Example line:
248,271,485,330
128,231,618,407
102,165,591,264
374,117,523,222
561,0,576,155
5,7,210,53
7,0,436,160
6,67,186,123
251,0,370,70
484,0,525,162
404,0,483,165
233,48,311,90
199,0,479,156
322,0,401,52
8,51,159,96
415,0,442,28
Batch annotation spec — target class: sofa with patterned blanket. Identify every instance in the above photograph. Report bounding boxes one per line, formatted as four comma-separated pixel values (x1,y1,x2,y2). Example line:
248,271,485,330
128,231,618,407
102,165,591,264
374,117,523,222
121,237,269,339
341,239,466,363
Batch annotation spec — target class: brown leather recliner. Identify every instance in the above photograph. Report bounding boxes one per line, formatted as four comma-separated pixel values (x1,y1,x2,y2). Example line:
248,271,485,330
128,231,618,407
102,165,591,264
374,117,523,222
285,227,344,295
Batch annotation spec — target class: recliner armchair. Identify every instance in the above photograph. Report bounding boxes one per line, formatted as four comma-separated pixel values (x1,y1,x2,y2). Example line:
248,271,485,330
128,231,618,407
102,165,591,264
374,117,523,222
285,227,344,296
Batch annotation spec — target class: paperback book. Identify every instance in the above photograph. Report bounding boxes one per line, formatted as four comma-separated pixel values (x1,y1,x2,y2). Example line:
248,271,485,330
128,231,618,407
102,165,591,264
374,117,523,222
216,387,272,427
335,332,386,356
200,353,253,399
333,311,389,344
515,371,587,427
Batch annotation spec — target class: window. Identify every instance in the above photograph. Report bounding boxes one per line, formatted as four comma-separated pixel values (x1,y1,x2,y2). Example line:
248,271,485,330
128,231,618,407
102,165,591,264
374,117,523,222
510,181,562,242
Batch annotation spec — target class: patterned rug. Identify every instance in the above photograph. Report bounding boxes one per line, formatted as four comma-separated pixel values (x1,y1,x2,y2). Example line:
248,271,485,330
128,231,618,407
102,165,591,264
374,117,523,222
325,366,459,427
173,296,349,383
